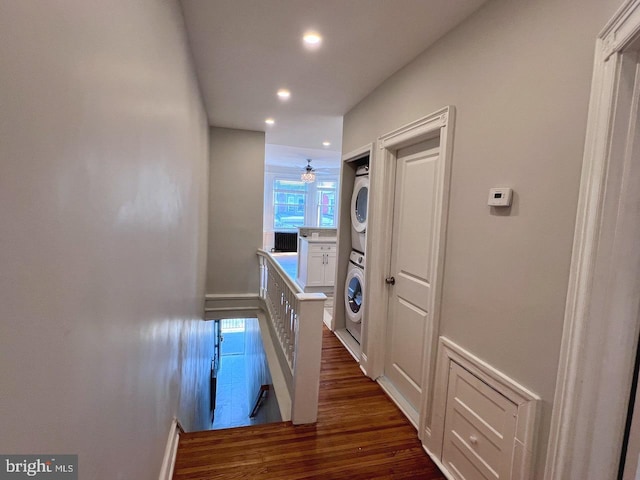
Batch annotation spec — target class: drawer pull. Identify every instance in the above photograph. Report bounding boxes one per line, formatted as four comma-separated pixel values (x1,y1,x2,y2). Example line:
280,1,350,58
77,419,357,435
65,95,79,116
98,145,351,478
469,435,478,446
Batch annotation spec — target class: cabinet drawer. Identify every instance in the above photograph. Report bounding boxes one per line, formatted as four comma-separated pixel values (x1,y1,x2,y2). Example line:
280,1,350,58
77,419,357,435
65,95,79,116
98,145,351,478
442,361,517,480
309,244,336,253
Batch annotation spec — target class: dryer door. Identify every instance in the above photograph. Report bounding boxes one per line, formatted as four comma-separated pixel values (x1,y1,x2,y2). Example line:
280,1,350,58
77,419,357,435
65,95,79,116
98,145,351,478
351,176,369,233
344,267,364,324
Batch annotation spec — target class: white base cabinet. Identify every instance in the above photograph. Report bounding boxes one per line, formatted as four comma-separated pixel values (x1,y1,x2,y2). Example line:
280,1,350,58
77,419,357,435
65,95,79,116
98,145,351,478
442,362,517,480
297,238,336,290
429,337,540,480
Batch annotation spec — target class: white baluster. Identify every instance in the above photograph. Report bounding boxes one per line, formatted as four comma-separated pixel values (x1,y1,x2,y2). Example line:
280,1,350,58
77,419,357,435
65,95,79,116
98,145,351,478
256,250,327,424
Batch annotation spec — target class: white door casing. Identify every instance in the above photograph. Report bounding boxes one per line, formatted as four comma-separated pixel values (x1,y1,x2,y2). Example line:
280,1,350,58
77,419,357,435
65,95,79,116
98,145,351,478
332,144,372,351
364,107,455,437
545,1,640,478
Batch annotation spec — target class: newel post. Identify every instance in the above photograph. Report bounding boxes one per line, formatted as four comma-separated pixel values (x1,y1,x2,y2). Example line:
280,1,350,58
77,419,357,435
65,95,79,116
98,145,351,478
258,253,267,299
290,293,326,424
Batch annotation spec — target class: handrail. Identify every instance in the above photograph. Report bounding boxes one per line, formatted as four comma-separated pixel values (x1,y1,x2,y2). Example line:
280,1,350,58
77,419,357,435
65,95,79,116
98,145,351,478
258,248,303,295
257,249,326,424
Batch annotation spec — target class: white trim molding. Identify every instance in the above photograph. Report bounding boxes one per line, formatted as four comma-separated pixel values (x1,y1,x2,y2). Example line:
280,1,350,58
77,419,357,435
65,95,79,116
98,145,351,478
378,376,420,429
428,337,540,480
545,1,640,479
204,293,261,320
423,447,456,480
365,106,455,438
158,417,182,480
333,328,361,363
332,143,374,367
342,143,374,163
377,109,450,151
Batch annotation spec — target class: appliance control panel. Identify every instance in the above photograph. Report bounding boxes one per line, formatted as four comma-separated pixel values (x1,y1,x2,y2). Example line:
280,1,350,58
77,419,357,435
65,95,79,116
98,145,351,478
349,251,365,268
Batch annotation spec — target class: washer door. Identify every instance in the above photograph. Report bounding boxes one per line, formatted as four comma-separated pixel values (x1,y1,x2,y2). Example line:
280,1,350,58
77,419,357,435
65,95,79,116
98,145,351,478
351,176,369,233
344,267,364,324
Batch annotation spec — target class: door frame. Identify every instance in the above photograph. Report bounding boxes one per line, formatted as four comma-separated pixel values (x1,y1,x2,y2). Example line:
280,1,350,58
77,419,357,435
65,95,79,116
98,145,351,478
364,106,455,437
545,1,640,478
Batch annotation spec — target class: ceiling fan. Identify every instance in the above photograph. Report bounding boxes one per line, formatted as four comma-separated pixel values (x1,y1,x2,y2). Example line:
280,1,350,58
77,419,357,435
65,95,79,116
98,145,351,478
301,159,316,183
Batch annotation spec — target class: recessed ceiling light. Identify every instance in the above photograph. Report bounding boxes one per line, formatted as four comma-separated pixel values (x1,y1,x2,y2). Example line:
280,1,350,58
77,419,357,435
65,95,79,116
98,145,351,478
277,89,290,100
322,141,331,147
303,31,322,49
265,118,275,125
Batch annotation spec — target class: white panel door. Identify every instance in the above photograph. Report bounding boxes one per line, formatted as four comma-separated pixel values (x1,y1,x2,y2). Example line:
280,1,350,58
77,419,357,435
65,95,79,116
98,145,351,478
384,139,440,413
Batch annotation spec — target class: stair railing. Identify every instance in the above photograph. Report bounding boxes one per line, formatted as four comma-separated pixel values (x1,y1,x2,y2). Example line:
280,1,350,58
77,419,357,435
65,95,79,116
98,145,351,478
257,249,326,424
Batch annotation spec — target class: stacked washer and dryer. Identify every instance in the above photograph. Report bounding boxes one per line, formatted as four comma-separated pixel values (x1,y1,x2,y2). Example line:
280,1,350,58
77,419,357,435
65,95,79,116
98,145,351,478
344,165,369,344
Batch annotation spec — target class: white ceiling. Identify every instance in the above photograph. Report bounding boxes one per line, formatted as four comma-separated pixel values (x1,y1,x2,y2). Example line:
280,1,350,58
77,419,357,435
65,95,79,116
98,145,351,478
265,144,341,172
181,0,487,157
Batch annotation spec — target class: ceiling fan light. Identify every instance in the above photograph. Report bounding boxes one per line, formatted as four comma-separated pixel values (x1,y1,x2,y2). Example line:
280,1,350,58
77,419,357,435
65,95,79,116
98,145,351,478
301,171,316,183
301,159,316,183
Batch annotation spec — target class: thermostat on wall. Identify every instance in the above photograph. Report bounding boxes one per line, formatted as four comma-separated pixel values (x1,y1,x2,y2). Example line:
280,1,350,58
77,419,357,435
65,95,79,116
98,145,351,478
488,187,513,207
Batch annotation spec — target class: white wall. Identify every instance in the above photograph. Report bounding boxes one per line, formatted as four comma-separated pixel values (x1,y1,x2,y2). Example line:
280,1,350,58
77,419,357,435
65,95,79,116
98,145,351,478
0,1,212,478
244,318,281,424
342,0,621,476
207,127,265,294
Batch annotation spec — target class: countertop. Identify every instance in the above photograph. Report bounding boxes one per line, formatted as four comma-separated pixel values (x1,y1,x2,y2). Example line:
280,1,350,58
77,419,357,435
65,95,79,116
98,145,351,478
299,236,337,244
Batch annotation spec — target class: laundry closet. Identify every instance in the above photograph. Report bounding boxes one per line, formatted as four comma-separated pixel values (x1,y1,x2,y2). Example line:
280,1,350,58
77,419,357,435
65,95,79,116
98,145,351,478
331,108,540,480
330,147,371,359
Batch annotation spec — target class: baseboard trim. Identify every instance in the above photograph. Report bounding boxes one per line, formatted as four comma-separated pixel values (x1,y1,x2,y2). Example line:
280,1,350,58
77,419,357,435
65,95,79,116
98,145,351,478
333,328,360,362
204,293,261,320
422,444,455,480
158,417,181,480
359,352,369,377
377,376,419,430
322,309,333,330
204,308,260,320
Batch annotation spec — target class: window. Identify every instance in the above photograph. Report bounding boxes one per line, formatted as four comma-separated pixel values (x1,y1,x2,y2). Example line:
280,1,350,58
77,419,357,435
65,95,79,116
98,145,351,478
219,318,245,333
316,181,337,227
273,179,306,229
267,173,339,234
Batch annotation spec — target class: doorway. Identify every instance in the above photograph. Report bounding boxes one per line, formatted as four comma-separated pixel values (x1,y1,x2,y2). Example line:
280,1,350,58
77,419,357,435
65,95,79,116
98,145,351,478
382,137,441,422
545,2,640,478
365,107,455,436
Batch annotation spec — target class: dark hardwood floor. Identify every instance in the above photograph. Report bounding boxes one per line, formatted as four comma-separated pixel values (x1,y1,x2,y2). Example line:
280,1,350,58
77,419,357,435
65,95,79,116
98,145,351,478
173,327,446,479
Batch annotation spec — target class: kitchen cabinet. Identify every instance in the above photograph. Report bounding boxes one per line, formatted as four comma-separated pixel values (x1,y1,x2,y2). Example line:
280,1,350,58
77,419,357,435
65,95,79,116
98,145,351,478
297,237,336,290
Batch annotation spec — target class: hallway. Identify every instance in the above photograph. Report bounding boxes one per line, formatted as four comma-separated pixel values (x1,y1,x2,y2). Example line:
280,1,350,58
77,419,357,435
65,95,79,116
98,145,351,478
173,328,445,479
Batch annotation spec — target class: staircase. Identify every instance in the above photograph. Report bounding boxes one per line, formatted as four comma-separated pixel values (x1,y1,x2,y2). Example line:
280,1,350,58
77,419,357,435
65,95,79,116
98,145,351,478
172,328,446,480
